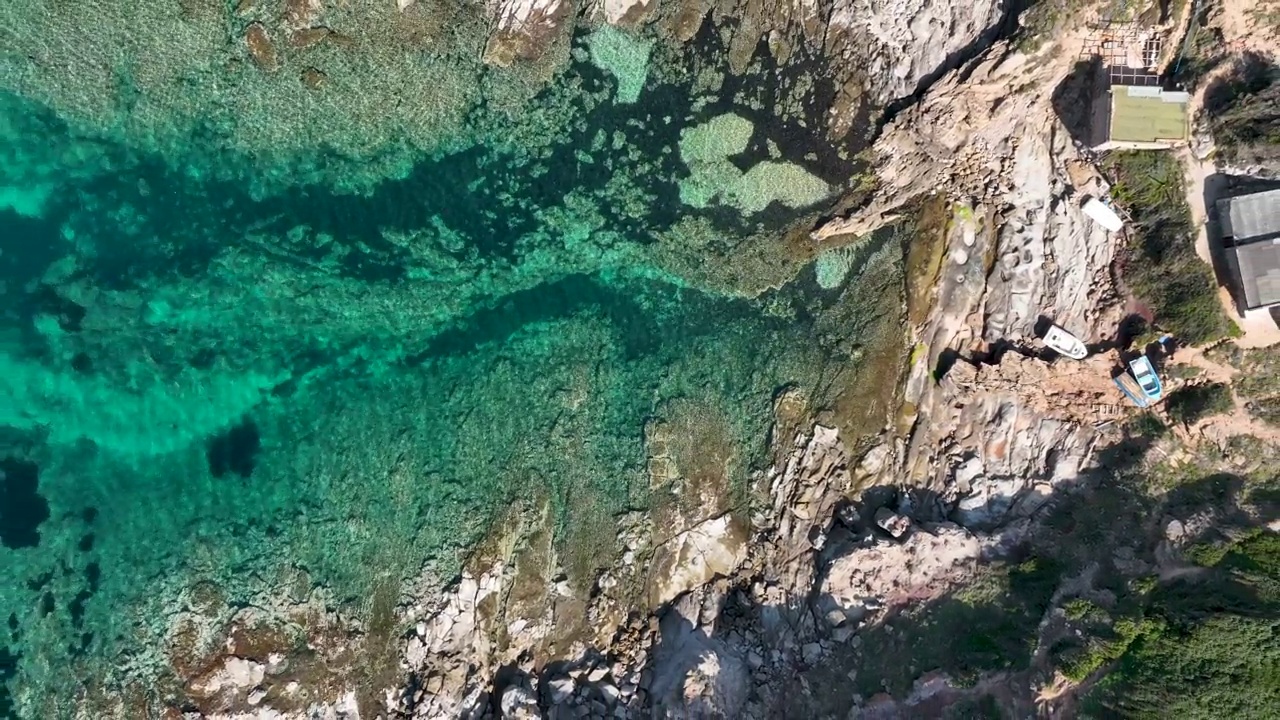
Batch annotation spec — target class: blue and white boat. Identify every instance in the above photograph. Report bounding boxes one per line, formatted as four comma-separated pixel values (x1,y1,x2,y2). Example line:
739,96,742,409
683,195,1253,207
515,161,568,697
1128,355,1163,402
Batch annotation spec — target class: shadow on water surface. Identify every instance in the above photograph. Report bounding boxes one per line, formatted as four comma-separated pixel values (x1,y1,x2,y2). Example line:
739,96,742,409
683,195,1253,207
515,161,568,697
0,457,50,550
206,418,262,480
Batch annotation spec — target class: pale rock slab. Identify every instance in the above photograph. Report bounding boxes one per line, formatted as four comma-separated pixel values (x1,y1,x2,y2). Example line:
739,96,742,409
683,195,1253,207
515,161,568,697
648,514,748,607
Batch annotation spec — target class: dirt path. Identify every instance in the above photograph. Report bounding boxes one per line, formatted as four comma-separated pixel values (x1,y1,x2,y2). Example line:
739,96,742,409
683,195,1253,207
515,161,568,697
1180,144,1216,266
1193,407,1280,446
1165,343,1280,444
1167,342,1237,383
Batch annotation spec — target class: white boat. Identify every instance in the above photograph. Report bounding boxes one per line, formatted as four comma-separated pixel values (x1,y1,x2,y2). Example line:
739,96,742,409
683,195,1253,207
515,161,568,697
1082,197,1124,232
1044,324,1089,359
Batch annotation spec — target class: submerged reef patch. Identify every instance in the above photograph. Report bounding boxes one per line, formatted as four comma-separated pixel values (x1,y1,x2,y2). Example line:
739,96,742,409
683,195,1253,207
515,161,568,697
584,25,655,104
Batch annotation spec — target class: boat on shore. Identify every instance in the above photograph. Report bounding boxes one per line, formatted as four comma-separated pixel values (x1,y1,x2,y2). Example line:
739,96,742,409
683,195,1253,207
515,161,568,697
1082,197,1124,232
1044,324,1089,359
1129,355,1163,402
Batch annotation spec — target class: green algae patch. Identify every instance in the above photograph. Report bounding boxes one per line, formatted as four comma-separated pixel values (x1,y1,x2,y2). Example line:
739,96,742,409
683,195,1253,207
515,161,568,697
905,196,952,325
584,25,654,104
678,159,742,208
815,243,863,290
726,161,830,214
676,113,828,214
678,113,755,162
677,113,750,208
680,159,830,214
0,183,52,217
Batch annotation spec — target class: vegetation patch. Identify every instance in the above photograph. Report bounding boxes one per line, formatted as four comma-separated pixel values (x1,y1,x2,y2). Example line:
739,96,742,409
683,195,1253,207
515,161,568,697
903,196,952,325
1205,54,1280,167
1164,382,1233,426
1104,151,1233,345
1126,411,1167,438
1015,0,1093,52
1222,347,1280,426
1085,527,1280,719
1169,1,1228,88
1054,615,1159,683
853,558,1061,696
1246,397,1280,426
845,422,1280,714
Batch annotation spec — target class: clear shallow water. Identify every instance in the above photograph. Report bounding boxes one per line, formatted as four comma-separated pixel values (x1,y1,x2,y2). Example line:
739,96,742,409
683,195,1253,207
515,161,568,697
0,26,903,716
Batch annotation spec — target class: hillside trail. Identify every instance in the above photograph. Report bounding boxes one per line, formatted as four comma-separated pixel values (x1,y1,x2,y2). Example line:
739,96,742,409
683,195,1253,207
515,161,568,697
1165,343,1280,445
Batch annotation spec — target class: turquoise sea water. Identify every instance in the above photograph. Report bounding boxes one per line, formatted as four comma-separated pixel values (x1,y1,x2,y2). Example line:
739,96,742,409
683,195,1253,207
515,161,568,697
0,22,905,717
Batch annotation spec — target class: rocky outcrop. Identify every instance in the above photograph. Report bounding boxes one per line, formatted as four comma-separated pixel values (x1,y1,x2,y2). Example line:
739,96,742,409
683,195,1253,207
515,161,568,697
283,0,324,31
600,0,655,25
482,0,571,66
245,22,279,72
647,515,748,607
479,0,1010,123
827,0,1009,104
812,34,1134,545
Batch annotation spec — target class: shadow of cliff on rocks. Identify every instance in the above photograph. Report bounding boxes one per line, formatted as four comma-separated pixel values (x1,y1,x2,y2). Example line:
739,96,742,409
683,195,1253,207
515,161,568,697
622,532,1077,719
665,432,1280,717
481,428,1280,720
1052,58,1106,150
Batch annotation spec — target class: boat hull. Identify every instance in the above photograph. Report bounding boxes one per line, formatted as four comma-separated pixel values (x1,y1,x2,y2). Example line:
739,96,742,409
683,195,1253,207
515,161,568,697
1044,325,1088,359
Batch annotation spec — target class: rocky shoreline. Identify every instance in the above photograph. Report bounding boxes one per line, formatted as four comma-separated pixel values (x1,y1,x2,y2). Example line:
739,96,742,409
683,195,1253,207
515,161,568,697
127,12,1156,719
12,0,1280,717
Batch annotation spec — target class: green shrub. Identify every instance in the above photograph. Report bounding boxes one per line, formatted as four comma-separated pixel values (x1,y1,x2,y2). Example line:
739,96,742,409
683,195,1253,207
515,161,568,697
1171,4,1228,89
1129,575,1159,597
1009,557,1062,613
852,560,1065,698
1104,152,1233,345
1016,1,1063,51
1185,541,1232,567
1055,616,1158,683
1247,397,1280,426
1086,614,1280,719
944,694,1005,719
1164,383,1233,425
1065,598,1103,622
1085,530,1280,718
1207,56,1280,166
1127,412,1167,437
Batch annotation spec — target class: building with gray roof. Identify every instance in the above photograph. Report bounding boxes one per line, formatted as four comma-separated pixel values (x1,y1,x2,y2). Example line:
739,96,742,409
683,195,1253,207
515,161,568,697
1218,188,1280,310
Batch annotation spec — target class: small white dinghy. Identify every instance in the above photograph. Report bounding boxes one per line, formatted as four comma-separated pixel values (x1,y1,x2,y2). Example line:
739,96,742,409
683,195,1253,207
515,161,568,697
1044,324,1089,359
1082,197,1124,232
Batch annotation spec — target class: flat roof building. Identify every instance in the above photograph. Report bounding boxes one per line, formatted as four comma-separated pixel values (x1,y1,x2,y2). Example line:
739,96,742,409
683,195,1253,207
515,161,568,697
1091,84,1190,151
1227,242,1280,310
1218,188,1280,310
1219,187,1280,243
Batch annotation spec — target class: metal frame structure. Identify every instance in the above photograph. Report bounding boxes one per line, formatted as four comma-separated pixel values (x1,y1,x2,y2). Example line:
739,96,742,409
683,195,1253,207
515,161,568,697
1079,21,1165,86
